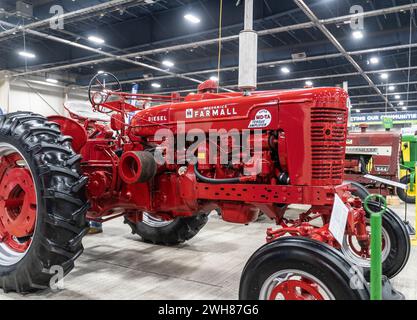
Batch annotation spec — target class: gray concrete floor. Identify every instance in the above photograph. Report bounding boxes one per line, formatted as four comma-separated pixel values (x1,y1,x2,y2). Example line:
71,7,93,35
0,204,416,300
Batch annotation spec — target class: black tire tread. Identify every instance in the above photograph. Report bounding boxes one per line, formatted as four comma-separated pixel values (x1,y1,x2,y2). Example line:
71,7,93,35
125,214,208,246
367,201,411,278
239,237,370,300
0,112,88,293
344,180,370,201
397,175,415,204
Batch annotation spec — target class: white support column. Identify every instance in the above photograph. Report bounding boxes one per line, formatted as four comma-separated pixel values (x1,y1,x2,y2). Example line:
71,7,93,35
343,81,352,127
0,76,10,113
244,0,254,30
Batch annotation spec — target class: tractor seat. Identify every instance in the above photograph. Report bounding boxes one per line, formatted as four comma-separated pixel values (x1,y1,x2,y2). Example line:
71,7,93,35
64,101,111,122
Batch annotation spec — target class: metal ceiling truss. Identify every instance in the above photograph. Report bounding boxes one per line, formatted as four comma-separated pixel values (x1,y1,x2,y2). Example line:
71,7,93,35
69,42,417,88
4,2,417,82
0,0,416,112
293,0,396,110
141,65,417,96
0,0,157,41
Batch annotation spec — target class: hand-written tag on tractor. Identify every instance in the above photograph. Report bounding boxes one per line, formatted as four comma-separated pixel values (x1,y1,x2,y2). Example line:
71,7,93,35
329,194,349,245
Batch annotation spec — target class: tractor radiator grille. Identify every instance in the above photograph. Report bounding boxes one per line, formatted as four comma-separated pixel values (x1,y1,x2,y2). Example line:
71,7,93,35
311,106,347,185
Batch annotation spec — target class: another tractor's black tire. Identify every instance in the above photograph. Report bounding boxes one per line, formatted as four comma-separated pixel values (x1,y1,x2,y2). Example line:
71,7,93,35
397,175,415,204
239,237,369,300
125,213,208,245
0,112,88,293
345,180,370,201
341,201,410,279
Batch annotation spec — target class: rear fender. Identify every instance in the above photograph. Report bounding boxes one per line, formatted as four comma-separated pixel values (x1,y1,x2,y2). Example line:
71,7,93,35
48,115,88,153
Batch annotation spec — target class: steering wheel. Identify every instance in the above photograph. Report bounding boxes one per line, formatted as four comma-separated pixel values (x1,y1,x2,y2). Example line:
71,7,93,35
88,72,122,113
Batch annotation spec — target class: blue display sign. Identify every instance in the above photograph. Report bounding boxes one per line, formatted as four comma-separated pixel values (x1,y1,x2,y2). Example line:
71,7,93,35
128,84,140,123
350,111,417,124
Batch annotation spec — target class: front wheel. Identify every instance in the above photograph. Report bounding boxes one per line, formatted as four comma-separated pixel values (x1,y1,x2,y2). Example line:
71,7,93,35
125,213,208,245
345,180,370,201
340,201,410,279
239,237,369,300
397,175,415,204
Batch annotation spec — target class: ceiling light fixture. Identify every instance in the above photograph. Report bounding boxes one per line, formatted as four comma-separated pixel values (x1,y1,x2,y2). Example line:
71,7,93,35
46,78,58,84
88,35,105,44
281,67,290,74
184,14,201,24
352,30,364,39
369,56,379,64
18,51,36,59
380,73,389,80
162,60,174,68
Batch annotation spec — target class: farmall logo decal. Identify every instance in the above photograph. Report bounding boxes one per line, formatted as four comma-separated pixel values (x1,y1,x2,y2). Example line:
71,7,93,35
186,109,193,119
185,105,237,119
249,109,272,128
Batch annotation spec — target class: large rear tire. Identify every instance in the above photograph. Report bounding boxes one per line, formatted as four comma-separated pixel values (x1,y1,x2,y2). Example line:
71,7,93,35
125,213,208,245
239,237,369,300
0,112,88,293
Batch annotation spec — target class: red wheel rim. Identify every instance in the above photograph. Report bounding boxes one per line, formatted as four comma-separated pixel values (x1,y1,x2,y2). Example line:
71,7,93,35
345,225,387,260
268,278,325,300
0,145,37,265
260,270,335,300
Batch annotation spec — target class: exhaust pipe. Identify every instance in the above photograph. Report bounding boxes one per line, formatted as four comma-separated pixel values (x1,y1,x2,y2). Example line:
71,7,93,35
238,0,258,92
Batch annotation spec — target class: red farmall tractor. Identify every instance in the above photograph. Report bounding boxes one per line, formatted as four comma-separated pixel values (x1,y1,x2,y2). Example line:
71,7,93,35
0,74,410,300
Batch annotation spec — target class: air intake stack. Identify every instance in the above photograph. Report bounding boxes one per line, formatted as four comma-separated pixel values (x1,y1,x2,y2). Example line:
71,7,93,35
238,0,258,92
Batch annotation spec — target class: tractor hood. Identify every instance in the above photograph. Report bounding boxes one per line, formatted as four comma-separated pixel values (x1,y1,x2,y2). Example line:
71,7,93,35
130,87,347,137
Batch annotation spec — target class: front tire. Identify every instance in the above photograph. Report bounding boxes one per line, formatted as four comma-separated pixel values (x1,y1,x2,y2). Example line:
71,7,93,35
345,180,370,201
239,237,369,300
0,112,88,293
397,175,415,204
341,201,410,279
125,213,208,245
